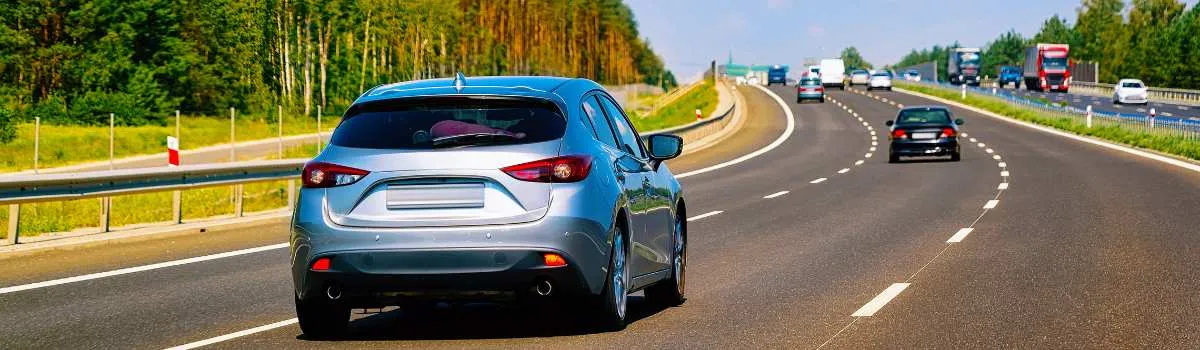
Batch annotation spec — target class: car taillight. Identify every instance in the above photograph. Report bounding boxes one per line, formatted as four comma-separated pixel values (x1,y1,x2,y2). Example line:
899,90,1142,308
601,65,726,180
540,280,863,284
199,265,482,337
501,155,593,183
311,257,331,271
302,162,369,188
892,129,906,138
942,128,956,138
816,87,824,92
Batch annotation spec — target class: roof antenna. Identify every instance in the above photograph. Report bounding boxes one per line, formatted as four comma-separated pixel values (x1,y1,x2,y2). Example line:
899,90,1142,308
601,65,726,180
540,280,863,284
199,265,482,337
453,72,466,92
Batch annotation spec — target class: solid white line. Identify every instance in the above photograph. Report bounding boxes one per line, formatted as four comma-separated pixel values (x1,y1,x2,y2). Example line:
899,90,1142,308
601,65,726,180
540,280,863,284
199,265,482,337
763,191,789,199
676,84,797,178
855,160,865,166
687,210,723,222
947,228,975,243
998,162,1007,168
165,318,298,350
1001,170,1011,177
810,178,828,184
852,283,911,317
998,183,1009,190
983,200,999,209
0,243,289,295
838,168,850,174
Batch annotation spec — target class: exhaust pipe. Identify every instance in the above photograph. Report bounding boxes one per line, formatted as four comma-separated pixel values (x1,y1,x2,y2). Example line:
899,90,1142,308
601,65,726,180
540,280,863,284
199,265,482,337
535,280,553,296
325,284,342,300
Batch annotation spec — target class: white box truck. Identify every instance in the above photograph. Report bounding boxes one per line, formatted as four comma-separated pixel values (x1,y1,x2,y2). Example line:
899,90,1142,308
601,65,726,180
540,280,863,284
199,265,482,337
819,59,845,90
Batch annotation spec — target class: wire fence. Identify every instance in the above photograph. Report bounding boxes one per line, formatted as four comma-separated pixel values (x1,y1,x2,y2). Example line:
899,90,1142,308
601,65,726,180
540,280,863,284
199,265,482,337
908,80,1200,142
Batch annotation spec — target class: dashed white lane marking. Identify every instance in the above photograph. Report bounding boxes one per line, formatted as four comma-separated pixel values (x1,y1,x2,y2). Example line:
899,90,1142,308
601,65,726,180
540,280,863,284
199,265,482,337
1001,170,1011,177
851,283,911,317
947,228,975,243
676,84,796,178
992,155,1002,160
0,243,290,295
838,168,850,174
897,104,904,108
986,148,995,154
869,131,876,136
869,147,877,152
810,178,828,184
165,318,299,350
871,141,878,146
853,113,859,118
865,153,873,158
1162,112,1174,117
855,160,865,166
998,183,1009,190
687,210,724,222
763,190,790,199
969,137,978,143
961,132,969,137
983,200,1000,209
998,162,1007,168
977,143,986,147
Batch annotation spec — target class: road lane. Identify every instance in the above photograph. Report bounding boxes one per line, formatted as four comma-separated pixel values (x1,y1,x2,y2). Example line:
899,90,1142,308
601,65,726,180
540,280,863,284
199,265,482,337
828,88,1200,349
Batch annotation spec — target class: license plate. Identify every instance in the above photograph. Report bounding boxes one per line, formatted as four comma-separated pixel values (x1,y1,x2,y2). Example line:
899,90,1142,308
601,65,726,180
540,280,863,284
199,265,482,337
386,183,484,209
1051,85,1059,89
911,132,937,140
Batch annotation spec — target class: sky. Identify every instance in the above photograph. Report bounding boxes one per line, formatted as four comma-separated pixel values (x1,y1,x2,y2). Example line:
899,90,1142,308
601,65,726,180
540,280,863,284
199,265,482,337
626,0,1197,82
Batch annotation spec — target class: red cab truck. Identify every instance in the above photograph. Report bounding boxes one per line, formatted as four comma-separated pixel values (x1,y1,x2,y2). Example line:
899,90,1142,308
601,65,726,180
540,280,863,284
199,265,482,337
1022,43,1071,92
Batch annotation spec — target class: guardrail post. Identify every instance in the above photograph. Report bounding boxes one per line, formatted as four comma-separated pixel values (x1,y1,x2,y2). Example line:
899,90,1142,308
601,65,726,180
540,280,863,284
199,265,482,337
6,204,18,245
99,197,111,233
234,185,244,217
172,190,182,224
287,180,297,210
1086,105,1093,128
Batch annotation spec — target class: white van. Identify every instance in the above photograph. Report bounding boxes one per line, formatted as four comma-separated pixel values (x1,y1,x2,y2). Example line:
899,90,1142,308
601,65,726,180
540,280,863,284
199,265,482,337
819,59,846,90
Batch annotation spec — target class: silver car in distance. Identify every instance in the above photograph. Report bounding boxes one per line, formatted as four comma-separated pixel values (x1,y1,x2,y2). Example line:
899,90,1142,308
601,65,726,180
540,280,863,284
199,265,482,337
291,74,689,337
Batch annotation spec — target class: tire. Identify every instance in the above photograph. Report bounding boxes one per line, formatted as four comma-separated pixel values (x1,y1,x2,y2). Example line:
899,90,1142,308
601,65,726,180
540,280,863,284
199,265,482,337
950,152,961,162
646,212,686,307
819,97,826,103
887,87,892,91
888,152,900,163
296,295,350,339
596,227,629,331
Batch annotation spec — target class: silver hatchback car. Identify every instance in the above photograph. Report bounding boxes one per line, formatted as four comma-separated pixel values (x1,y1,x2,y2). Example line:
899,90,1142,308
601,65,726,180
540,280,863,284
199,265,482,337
290,74,689,337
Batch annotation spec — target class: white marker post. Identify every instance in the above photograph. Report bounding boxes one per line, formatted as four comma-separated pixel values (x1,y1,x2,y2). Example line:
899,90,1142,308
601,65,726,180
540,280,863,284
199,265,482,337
1086,105,1093,128
167,136,180,167
1149,108,1156,129
961,84,967,100
695,108,702,121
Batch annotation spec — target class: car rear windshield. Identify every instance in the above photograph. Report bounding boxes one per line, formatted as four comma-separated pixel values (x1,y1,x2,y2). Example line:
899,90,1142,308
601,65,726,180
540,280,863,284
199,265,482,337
1121,82,1144,88
801,79,821,86
331,96,566,149
872,73,890,77
896,109,952,124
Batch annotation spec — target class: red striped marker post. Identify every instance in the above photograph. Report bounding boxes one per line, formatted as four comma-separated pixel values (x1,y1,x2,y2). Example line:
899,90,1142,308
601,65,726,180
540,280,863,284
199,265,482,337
167,136,180,167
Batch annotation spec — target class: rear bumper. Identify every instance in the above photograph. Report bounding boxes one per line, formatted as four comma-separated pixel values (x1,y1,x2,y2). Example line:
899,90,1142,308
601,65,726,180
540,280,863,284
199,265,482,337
797,92,824,99
1119,95,1149,104
299,248,588,307
890,138,960,156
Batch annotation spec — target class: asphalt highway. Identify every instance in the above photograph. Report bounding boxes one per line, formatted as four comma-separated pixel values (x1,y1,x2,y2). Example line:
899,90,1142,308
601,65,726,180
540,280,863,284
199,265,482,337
1,84,1198,349
997,85,1198,120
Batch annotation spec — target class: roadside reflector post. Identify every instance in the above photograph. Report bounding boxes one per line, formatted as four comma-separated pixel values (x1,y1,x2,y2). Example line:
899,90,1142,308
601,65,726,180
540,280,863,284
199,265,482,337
99,196,110,233
1086,105,1093,128
961,84,967,100
103,113,114,233
695,108,702,120
287,180,297,210
1149,108,1156,129
173,110,182,224
6,204,18,245
234,184,244,217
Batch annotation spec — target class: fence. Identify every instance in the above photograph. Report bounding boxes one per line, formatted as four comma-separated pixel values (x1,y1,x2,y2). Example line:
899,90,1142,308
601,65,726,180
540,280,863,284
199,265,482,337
1069,82,1200,106
906,80,1200,141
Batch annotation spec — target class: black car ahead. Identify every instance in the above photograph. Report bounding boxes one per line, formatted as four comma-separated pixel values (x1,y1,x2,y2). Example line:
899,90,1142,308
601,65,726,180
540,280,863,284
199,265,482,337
886,106,963,163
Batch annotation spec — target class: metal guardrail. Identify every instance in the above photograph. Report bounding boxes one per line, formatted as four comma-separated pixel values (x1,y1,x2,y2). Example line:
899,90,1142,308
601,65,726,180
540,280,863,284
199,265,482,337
1070,82,1200,106
903,80,1200,141
1,82,740,246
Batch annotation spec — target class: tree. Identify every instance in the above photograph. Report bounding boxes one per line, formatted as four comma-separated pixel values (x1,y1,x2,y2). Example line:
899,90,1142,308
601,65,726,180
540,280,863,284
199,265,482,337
1033,14,1077,45
840,46,873,70
1074,0,1127,82
1122,0,1186,84
982,30,1028,75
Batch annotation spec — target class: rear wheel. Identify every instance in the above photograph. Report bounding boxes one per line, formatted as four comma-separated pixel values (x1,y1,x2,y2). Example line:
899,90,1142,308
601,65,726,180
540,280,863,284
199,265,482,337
950,152,961,162
889,152,900,163
296,295,350,339
596,227,629,331
819,97,826,103
646,213,686,307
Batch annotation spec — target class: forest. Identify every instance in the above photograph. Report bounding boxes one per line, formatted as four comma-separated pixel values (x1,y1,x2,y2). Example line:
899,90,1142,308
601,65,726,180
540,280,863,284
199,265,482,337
893,0,1200,88
0,0,676,134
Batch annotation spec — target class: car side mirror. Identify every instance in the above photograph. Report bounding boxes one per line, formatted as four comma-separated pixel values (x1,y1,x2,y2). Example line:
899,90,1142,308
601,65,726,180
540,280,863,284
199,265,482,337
885,120,894,126
955,118,964,125
648,134,683,161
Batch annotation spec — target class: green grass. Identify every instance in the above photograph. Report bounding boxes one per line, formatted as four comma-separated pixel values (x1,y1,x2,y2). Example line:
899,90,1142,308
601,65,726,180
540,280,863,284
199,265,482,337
0,142,321,240
630,81,719,132
0,112,339,173
897,82,1200,161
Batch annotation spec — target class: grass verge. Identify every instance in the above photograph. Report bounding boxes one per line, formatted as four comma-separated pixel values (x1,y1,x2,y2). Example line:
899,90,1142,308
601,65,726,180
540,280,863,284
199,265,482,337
631,81,719,132
897,82,1200,161
0,112,338,173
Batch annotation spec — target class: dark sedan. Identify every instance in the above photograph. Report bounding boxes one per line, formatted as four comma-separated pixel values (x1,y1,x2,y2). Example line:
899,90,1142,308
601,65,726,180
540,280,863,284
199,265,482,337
886,106,963,163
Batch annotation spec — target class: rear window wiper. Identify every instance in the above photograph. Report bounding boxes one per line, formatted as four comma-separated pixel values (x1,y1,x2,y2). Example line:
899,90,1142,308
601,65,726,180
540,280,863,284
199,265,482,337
430,132,521,148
